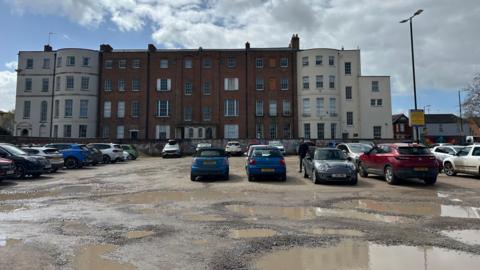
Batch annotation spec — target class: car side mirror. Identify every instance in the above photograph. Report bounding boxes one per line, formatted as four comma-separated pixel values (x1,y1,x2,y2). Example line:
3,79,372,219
0,152,7,158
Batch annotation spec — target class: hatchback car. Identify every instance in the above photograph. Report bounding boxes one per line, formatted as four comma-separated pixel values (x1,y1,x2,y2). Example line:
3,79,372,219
44,143,92,169
85,145,103,165
303,148,357,185
22,147,64,172
0,158,14,181
336,143,373,169
431,145,465,162
89,143,124,163
0,143,50,178
443,145,480,177
225,141,243,156
122,144,139,160
196,143,212,152
245,146,286,181
191,148,229,181
268,140,285,155
162,140,181,158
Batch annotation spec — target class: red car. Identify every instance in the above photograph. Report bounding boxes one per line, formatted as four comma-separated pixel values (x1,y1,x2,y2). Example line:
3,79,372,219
0,157,14,181
358,143,438,185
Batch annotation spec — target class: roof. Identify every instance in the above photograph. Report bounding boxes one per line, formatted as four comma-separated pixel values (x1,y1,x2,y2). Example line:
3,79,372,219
425,114,464,124
392,113,408,123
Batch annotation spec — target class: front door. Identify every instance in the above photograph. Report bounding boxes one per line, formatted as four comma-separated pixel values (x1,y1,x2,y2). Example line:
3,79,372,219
130,130,139,140
455,147,471,172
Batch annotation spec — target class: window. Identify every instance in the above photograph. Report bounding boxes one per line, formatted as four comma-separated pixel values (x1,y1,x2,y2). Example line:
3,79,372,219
66,76,74,90
439,124,444,132
117,126,124,139
160,59,168,68
132,79,140,91
102,126,109,138
203,81,211,95
117,101,125,118
227,57,236,68
283,123,291,139
224,125,239,139
55,76,61,91
316,98,324,117
82,57,90,67
328,56,335,66
370,99,376,106
280,57,288,67
119,59,126,69
345,62,351,75
316,75,323,88
25,78,32,91
26,59,33,69
131,101,140,118
347,112,353,126
157,100,170,117
23,101,31,118
80,100,88,118
283,100,291,116
373,126,382,138
315,55,322,65
198,128,203,138
43,58,50,69
302,98,310,116
42,78,49,92
372,81,379,92
224,99,239,116
269,100,277,116
302,56,309,66
105,60,112,69
64,99,73,117
304,123,311,139
40,101,48,122
53,125,58,137
54,100,59,118
280,78,288,90
104,79,112,91
184,59,192,68
57,57,62,67
132,59,140,69
118,79,125,91
345,86,352,100
256,58,263,68
79,125,87,138
330,123,337,139
104,101,111,118
329,75,335,89
256,100,264,116
184,107,192,121
63,125,72,138
184,81,193,95
224,78,239,91
269,123,277,139
399,123,405,132
256,123,264,138
66,56,75,66
303,76,309,89
202,107,211,121
187,128,194,138
329,98,336,116
377,99,383,106
317,123,325,139
157,79,171,91
156,125,169,139
77,76,88,91
256,78,264,91
202,58,212,68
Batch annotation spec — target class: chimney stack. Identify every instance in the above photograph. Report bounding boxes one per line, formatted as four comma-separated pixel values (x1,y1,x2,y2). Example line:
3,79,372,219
44,45,53,52
289,34,300,50
100,44,113,52
148,44,157,52
245,41,250,50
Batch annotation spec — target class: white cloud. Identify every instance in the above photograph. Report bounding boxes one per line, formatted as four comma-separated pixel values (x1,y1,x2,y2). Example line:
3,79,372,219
6,0,480,97
0,62,17,111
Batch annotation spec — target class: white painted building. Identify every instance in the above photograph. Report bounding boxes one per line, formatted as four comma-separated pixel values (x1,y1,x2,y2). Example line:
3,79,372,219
14,46,99,138
297,48,393,140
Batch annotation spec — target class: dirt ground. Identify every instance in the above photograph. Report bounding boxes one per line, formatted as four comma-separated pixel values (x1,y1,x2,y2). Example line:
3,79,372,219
1,156,480,270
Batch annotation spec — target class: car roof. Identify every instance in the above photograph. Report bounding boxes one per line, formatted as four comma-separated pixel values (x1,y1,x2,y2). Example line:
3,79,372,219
249,144,268,148
198,147,224,151
379,143,425,148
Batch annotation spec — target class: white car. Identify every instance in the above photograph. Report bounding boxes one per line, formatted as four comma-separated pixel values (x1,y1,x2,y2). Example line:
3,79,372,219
225,141,242,156
431,145,465,162
162,140,181,158
336,143,373,167
443,145,480,177
196,143,212,152
268,141,285,155
89,143,124,164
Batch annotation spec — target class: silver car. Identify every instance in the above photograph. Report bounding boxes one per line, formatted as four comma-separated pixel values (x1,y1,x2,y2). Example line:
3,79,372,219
336,143,373,169
443,146,480,177
302,148,357,185
22,147,64,173
431,145,465,162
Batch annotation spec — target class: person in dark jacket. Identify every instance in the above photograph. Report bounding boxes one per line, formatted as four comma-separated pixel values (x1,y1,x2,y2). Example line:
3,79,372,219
298,139,309,173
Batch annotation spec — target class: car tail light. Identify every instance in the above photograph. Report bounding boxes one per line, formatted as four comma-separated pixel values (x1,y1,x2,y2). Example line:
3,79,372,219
249,159,256,165
280,159,286,166
395,156,411,160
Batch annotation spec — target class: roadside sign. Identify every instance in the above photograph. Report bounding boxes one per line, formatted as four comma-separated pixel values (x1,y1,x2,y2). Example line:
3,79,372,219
409,109,425,127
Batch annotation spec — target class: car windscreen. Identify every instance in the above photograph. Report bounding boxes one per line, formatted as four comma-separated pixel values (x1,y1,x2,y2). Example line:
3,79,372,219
197,150,225,157
80,146,90,151
452,146,465,153
398,147,430,155
43,149,60,154
315,149,346,160
251,148,282,157
113,144,122,149
168,141,177,145
349,144,372,153
228,143,240,146
1,145,27,155
22,149,38,154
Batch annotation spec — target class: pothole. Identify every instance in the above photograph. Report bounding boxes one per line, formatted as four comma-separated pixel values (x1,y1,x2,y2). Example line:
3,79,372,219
229,229,278,239
73,244,135,270
0,238,55,269
103,190,228,204
255,239,480,270
125,230,154,239
62,220,90,235
442,230,480,246
304,228,364,237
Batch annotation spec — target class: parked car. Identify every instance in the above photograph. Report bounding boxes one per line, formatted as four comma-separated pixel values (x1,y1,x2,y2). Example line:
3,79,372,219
431,145,465,162
246,144,267,157
336,143,373,169
245,146,286,181
268,140,286,155
122,144,139,160
0,158,14,181
0,143,50,178
443,145,480,177
190,148,229,181
196,143,212,152
86,145,103,165
358,143,438,185
162,140,181,158
22,147,64,172
303,148,357,185
225,141,243,156
44,143,92,169
89,143,124,163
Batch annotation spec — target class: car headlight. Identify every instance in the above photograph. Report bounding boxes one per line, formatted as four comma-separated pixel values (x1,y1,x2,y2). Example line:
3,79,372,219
316,163,329,171
348,163,356,170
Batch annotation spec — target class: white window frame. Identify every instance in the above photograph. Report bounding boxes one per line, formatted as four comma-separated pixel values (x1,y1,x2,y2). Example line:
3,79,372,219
224,78,239,91
224,124,239,139
157,79,172,91
104,101,111,118
117,101,125,118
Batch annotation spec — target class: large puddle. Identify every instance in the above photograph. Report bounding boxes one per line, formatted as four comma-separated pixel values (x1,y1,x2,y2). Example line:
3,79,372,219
442,230,480,246
104,190,229,204
255,239,480,270
229,229,278,239
0,238,55,269
304,228,364,237
74,244,135,270
126,230,154,239
336,199,480,219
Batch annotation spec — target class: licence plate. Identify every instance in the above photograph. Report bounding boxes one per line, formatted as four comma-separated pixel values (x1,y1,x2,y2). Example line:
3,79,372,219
261,168,275,173
414,167,428,171
7,170,14,174
203,161,216,165
332,173,346,178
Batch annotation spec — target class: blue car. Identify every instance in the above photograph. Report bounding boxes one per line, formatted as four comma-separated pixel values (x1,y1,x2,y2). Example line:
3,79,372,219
191,148,229,181
44,143,92,169
246,146,286,182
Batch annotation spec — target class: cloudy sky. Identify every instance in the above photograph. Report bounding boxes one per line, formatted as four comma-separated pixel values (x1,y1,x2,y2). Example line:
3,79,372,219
1,0,479,114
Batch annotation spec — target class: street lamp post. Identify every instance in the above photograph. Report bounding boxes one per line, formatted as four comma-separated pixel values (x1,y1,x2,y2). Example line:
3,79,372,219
400,9,423,143
423,104,431,114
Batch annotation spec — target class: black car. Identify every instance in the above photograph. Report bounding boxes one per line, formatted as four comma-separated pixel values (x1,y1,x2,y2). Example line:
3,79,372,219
0,143,50,179
86,145,103,165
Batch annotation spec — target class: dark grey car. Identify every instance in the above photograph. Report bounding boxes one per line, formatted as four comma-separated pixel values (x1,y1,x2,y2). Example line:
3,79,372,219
303,148,358,185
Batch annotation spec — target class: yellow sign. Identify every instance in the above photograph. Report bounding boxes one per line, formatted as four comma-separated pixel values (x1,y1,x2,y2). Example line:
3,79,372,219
409,109,425,126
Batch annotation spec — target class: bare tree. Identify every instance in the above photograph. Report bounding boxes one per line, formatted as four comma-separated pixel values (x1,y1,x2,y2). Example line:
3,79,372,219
462,73,480,117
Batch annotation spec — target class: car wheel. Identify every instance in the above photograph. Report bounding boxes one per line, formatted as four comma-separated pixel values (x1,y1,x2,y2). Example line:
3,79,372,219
303,166,308,178
14,164,26,179
248,175,254,182
224,173,230,181
444,162,456,176
280,173,287,182
190,173,197,181
384,166,399,185
424,176,437,185
127,154,134,160
358,162,368,177
350,176,358,185
65,157,79,169
32,173,41,178
312,169,320,184
103,155,111,164
51,168,58,173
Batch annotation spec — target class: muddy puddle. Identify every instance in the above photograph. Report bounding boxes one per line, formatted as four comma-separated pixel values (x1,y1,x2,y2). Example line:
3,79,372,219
304,228,364,237
74,244,135,270
442,230,480,246
104,189,230,204
0,238,55,269
335,199,480,219
62,220,90,235
0,191,57,201
255,239,480,270
229,229,278,239
125,230,154,239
